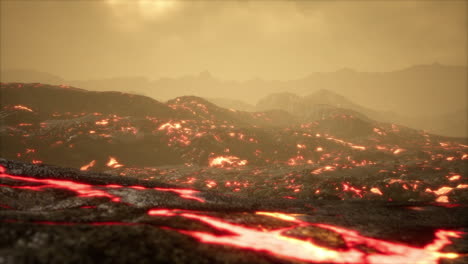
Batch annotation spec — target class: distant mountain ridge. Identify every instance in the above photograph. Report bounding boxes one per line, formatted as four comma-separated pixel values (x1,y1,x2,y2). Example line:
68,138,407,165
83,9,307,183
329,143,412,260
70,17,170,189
257,89,391,123
1,69,65,85
1,63,466,137
255,89,466,138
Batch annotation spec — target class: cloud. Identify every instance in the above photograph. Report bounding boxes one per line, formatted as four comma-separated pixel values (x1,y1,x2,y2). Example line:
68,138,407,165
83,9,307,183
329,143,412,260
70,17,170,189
106,0,183,30
1,0,466,80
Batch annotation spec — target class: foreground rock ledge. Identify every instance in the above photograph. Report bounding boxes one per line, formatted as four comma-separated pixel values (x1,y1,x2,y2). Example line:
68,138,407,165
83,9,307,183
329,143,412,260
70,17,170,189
0,159,466,264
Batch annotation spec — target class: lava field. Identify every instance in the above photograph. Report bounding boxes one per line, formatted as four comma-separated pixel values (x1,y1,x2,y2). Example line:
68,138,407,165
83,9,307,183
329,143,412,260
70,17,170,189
0,83,467,263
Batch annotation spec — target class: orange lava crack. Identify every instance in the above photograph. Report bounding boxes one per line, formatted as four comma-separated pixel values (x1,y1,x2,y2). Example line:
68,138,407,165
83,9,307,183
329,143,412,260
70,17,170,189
148,209,462,264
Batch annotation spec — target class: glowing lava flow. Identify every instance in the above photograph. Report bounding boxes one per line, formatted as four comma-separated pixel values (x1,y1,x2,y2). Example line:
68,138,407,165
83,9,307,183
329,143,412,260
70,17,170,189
158,122,182,131
425,184,468,202
154,187,205,203
107,156,124,168
209,156,248,168
370,187,383,195
0,166,205,203
149,209,462,264
0,166,120,202
12,104,33,112
80,160,96,171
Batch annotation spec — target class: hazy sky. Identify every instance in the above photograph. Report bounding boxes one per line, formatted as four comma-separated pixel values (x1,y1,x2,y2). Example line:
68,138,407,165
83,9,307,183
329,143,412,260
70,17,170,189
1,0,466,80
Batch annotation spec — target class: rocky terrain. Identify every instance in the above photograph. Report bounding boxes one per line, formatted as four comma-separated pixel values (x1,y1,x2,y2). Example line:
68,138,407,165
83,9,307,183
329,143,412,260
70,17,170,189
0,82,467,263
1,159,467,264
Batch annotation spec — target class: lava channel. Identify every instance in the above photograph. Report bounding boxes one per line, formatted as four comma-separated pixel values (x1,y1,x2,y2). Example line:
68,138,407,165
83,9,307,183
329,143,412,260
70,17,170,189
0,166,205,203
148,209,462,264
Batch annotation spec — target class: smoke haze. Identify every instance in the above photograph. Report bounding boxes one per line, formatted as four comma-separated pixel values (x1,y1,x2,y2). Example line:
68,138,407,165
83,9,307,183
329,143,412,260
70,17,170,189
1,0,466,80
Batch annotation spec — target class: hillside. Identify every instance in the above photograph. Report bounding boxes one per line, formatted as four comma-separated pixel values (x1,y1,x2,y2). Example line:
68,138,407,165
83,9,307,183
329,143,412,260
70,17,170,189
1,83,467,264
257,90,378,122
0,83,181,119
1,82,465,170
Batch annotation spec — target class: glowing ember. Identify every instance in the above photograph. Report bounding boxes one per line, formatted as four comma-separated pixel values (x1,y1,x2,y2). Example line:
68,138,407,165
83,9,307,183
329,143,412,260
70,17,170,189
148,209,461,264
107,156,124,168
342,183,363,197
12,104,33,112
255,211,301,223
147,209,177,217
424,184,468,202
159,122,182,131
350,145,366,150
435,196,449,203
311,165,336,175
154,187,205,203
25,149,36,153
205,180,217,188
287,156,304,166
95,119,109,126
448,175,461,181
370,187,383,195
433,187,454,196
373,127,386,136
325,136,366,151
18,123,32,126
393,148,406,155
208,156,247,168
80,160,96,171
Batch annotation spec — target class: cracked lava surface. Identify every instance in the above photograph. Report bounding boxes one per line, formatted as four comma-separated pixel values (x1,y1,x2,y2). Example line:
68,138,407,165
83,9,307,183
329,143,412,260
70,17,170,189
0,161,467,264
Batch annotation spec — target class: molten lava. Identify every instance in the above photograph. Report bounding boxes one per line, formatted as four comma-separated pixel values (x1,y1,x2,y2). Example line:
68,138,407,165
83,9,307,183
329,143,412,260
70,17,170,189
0,166,120,202
12,104,33,112
154,187,205,203
80,160,96,171
107,156,124,168
370,187,383,195
209,156,248,168
148,209,462,264
0,166,205,204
